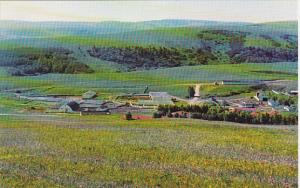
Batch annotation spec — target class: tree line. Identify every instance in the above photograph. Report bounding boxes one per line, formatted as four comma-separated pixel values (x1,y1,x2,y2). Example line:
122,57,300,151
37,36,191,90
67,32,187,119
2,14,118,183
11,48,94,76
88,46,217,71
155,104,298,125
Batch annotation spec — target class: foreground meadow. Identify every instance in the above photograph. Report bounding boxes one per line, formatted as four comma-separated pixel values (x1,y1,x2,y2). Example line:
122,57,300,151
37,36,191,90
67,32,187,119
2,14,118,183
0,114,297,187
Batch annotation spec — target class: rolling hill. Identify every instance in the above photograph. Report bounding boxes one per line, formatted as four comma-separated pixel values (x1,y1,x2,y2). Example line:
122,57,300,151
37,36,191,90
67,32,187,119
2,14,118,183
0,19,297,74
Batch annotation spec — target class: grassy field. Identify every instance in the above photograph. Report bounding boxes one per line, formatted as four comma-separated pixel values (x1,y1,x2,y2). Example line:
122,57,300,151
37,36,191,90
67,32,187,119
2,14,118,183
0,115,297,187
0,62,297,99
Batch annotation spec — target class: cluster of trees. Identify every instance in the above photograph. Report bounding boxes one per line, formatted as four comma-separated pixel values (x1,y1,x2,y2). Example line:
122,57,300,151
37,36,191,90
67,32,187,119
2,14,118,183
11,48,94,76
35,54,93,74
190,111,297,125
229,47,298,64
280,34,298,49
88,46,217,70
87,29,298,70
156,104,298,125
267,92,297,106
197,29,298,64
197,30,247,44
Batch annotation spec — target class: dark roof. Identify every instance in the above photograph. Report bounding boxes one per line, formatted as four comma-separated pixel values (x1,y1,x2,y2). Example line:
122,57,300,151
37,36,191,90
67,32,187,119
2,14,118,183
67,101,80,111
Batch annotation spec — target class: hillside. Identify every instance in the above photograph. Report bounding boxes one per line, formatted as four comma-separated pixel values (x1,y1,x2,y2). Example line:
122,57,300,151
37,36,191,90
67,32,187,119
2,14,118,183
0,19,298,73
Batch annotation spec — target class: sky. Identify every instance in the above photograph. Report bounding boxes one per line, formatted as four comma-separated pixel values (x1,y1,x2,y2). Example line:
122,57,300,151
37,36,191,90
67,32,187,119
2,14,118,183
0,1,298,23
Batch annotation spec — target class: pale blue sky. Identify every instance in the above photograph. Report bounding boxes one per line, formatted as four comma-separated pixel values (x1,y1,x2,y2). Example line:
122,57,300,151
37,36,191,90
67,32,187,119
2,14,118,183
0,1,297,23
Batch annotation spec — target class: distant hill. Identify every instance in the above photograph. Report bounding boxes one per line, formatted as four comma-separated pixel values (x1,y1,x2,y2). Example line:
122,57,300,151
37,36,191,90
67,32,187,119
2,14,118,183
0,19,298,73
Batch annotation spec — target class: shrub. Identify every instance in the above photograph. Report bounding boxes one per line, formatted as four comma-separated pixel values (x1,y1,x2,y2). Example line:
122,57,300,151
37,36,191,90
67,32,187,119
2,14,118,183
125,112,133,120
167,112,173,118
190,113,202,119
153,112,163,118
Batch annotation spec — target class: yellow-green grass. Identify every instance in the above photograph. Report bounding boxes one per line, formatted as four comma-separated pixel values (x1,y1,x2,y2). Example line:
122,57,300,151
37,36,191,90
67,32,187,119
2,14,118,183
199,85,252,97
0,62,297,100
141,27,203,39
0,115,297,187
53,36,152,48
244,37,276,48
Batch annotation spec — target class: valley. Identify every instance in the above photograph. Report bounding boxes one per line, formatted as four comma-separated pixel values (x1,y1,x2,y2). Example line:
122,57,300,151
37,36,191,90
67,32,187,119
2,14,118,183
0,19,298,187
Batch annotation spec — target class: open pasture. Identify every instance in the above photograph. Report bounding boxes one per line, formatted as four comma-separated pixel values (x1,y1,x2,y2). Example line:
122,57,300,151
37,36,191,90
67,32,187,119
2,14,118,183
0,115,297,187
0,62,297,99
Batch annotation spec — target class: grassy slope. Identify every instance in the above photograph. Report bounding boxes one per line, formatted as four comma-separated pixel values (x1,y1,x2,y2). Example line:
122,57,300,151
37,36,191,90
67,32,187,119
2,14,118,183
0,115,297,187
0,20,297,97
0,62,297,98
51,27,296,49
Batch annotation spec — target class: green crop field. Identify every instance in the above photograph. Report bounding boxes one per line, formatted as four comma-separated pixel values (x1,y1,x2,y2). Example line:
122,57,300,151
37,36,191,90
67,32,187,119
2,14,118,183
0,62,296,98
0,115,297,187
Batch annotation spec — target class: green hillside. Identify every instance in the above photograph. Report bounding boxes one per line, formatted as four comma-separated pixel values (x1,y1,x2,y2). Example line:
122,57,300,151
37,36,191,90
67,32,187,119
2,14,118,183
0,19,298,97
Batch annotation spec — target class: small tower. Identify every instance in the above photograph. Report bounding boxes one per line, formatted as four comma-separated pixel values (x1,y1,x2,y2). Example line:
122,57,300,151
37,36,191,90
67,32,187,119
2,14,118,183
194,84,201,97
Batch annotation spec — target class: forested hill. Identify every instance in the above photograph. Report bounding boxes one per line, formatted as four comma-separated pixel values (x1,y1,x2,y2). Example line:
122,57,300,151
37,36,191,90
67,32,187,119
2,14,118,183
0,20,298,73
